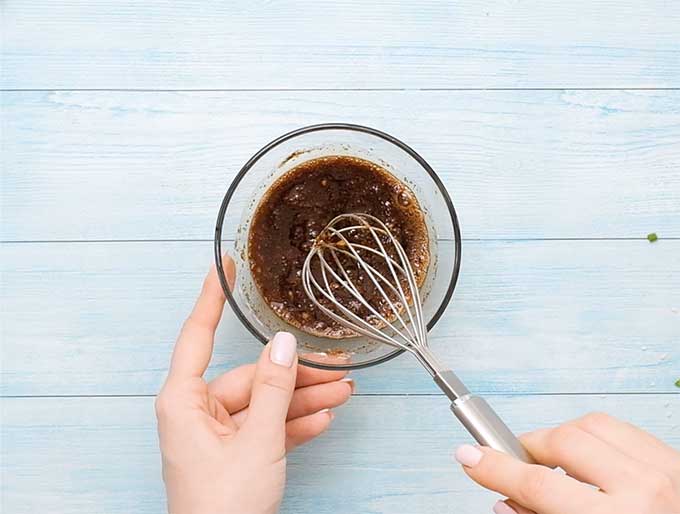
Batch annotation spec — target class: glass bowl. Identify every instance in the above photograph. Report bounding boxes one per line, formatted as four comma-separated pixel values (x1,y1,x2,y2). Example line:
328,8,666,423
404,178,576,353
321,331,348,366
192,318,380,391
215,123,461,370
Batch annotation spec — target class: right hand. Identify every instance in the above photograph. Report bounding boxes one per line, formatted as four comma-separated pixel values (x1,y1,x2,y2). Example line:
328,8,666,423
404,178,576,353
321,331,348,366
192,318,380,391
454,412,680,514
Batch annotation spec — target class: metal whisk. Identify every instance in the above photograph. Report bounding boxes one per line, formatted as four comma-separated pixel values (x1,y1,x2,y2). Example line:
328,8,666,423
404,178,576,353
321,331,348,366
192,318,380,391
302,213,532,462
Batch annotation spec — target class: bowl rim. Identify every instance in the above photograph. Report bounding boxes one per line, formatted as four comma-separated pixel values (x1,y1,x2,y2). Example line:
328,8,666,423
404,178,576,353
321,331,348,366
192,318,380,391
214,122,462,370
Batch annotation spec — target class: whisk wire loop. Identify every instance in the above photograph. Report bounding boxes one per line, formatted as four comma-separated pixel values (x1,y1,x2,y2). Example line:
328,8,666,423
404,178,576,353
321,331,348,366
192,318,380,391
302,213,429,359
301,212,533,464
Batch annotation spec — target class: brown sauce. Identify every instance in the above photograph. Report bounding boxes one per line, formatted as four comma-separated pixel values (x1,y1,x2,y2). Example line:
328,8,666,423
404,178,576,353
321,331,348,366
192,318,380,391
248,155,429,338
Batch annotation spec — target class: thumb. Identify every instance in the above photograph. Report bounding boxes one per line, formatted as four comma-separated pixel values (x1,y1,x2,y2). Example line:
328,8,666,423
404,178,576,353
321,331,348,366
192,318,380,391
243,332,298,451
453,444,601,514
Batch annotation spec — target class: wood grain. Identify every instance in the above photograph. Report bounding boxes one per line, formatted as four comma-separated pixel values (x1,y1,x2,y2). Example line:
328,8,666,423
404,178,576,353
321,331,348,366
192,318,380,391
2,90,679,241
2,239,677,396
3,1,680,89
3,3,680,512
2,395,678,514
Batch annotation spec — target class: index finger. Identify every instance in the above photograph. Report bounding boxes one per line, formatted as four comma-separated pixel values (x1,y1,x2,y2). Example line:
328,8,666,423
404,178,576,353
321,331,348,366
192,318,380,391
296,355,349,387
168,256,235,379
572,412,680,481
207,357,348,412
455,445,605,514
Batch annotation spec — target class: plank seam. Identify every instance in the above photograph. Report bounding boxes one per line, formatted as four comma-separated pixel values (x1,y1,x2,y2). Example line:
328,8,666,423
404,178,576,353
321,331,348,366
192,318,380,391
3,88,680,93
2,392,678,399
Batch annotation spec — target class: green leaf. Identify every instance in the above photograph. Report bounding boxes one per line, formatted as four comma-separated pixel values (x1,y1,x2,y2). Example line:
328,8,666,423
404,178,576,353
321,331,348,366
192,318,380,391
647,232,658,242
675,378,680,388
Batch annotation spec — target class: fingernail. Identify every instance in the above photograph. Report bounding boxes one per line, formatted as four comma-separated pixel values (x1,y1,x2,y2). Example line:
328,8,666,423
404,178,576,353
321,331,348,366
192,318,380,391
454,444,483,467
270,332,297,367
493,500,518,514
318,408,334,420
340,377,356,394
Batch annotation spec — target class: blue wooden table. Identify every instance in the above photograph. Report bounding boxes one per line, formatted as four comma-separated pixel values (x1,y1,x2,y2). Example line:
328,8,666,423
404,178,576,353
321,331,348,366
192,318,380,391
1,2,679,513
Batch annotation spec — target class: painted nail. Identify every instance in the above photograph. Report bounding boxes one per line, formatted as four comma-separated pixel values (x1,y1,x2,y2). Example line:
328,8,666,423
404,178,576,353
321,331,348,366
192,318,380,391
340,377,356,394
454,444,483,467
270,332,297,367
493,500,518,514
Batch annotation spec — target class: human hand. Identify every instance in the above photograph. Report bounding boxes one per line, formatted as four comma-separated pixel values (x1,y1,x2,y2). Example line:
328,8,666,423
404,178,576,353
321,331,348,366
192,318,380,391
156,257,354,514
455,412,680,514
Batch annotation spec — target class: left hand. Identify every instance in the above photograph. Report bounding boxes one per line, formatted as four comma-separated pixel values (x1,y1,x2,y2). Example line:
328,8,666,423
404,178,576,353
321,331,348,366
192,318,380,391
156,257,354,514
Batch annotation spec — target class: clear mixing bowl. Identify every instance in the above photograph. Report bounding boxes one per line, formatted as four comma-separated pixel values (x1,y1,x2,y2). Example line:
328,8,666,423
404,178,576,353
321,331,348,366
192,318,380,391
215,123,461,370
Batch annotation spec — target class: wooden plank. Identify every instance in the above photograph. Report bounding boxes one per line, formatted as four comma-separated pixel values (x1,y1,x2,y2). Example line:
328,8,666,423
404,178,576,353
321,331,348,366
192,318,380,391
1,394,678,514
2,1,680,89
2,90,679,241
2,239,678,396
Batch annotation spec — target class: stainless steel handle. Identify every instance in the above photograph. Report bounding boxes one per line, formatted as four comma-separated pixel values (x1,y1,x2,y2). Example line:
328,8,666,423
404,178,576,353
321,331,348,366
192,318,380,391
432,369,534,463
452,395,534,463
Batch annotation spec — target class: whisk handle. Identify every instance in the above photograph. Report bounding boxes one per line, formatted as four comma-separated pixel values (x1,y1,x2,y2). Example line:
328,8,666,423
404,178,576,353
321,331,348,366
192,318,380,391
451,395,535,464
